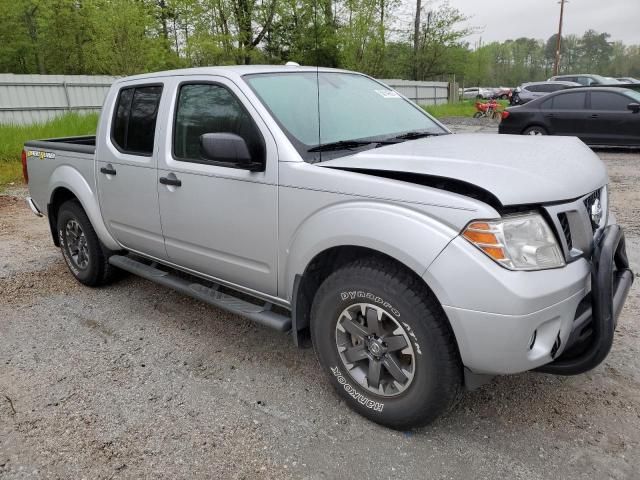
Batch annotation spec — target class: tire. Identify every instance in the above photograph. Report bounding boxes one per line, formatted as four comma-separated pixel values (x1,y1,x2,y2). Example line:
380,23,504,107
57,200,120,286
310,258,462,429
523,125,548,136
473,111,483,119
500,94,509,100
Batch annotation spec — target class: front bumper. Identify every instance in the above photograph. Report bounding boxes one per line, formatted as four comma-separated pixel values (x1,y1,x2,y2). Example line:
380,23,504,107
537,224,633,375
424,225,633,375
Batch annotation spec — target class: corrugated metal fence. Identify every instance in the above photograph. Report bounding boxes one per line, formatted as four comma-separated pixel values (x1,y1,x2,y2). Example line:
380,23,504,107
381,79,451,105
0,74,117,125
0,74,451,125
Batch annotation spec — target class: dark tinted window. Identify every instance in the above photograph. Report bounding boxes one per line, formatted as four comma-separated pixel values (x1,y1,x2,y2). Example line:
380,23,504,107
552,92,586,110
590,92,633,111
111,85,162,155
173,83,264,163
526,85,546,93
112,88,133,150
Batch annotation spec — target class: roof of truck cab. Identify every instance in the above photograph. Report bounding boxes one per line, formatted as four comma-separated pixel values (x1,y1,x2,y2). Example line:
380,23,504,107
113,65,353,84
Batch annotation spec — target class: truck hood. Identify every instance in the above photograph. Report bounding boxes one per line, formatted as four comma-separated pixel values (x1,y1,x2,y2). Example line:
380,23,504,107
319,133,608,206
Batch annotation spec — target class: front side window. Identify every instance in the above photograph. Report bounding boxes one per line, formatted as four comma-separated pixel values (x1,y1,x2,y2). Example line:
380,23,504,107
111,85,162,155
173,83,264,163
590,92,634,110
244,72,447,162
552,92,586,110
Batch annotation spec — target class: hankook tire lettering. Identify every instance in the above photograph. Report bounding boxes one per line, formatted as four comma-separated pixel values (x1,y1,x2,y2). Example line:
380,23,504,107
331,366,384,412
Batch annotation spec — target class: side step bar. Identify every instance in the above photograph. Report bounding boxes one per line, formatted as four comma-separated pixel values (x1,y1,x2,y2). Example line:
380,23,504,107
108,255,292,332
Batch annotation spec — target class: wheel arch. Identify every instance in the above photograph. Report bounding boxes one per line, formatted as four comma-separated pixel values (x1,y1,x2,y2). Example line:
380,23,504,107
47,166,120,250
290,245,459,353
283,201,459,347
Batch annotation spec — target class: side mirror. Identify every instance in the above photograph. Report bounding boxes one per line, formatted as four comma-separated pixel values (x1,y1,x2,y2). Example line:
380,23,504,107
628,103,640,113
200,133,263,171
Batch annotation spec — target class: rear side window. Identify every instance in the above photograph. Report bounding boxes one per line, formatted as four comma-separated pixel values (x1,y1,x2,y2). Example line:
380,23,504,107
590,92,632,111
112,85,163,155
551,92,586,110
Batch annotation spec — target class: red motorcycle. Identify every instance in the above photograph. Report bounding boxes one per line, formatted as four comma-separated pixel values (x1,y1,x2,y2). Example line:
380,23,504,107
474,99,505,120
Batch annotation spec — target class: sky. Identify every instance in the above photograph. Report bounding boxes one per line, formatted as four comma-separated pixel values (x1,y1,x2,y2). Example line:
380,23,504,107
445,0,640,46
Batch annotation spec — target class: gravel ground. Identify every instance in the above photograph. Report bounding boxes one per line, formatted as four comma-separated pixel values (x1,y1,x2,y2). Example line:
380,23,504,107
2,145,640,479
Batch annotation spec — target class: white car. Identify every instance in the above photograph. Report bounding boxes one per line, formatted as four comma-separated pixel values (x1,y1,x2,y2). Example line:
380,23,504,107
463,87,493,100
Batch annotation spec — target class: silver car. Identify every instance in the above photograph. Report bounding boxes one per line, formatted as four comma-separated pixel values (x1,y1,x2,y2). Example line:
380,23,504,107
512,81,581,105
549,74,620,86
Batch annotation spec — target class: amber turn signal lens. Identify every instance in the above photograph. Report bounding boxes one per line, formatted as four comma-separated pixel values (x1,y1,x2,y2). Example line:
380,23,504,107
479,246,506,261
462,230,498,245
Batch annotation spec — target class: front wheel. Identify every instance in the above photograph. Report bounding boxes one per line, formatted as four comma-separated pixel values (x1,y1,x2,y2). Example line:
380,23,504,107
310,258,462,429
473,111,484,118
57,200,120,286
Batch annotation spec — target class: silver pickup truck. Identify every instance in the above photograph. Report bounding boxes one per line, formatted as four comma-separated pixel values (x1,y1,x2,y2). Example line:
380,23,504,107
23,66,633,429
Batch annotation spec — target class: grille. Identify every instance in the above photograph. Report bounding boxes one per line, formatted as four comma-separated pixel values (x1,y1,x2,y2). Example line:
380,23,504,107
558,212,572,250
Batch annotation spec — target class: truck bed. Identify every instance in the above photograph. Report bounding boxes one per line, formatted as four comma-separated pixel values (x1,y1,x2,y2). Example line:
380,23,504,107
25,135,96,155
24,136,97,221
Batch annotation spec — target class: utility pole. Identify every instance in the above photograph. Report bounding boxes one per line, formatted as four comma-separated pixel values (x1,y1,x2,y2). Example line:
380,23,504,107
554,0,567,76
413,0,421,80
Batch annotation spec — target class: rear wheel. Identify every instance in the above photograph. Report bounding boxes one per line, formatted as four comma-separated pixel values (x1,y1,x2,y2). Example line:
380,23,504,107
310,258,462,429
523,125,548,136
57,200,120,286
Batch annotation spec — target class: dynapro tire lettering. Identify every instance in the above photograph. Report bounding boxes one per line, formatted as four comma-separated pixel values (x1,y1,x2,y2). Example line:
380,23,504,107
331,366,384,412
402,322,423,355
340,291,400,317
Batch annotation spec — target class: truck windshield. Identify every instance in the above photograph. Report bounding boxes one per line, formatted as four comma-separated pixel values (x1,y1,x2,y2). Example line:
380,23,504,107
244,72,447,162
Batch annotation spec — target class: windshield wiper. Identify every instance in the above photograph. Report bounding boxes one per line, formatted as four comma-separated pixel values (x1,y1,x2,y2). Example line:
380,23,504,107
308,139,392,153
394,131,444,140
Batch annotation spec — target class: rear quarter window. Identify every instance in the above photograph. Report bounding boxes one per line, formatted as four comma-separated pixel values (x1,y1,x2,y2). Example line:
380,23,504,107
111,85,163,156
551,92,586,110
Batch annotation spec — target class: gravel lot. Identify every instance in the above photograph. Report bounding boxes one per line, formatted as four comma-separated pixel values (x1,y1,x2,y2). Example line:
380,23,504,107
2,139,640,479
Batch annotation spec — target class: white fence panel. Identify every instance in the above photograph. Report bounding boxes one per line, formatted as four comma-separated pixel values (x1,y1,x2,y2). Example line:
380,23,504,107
0,74,452,125
380,79,450,105
0,74,117,125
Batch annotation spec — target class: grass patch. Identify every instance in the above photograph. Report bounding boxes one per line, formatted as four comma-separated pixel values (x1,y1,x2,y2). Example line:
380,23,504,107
423,100,509,119
0,113,98,188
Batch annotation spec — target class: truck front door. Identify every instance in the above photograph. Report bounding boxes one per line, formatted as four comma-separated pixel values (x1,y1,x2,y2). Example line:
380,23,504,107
97,82,167,259
157,77,278,297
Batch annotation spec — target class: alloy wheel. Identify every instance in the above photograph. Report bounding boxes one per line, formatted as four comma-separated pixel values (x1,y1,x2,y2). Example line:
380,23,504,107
65,219,90,270
335,303,416,397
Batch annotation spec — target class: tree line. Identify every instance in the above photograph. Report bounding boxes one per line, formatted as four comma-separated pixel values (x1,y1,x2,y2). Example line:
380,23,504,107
0,0,638,87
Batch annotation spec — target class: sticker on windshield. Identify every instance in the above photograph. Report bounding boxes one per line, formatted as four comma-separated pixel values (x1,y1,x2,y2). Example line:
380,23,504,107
375,89,401,99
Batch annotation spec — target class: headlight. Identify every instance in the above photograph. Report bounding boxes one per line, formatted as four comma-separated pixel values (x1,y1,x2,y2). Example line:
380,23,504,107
462,213,565,271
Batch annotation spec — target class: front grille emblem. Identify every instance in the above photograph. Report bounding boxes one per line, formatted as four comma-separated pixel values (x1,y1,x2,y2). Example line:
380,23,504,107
590,198,603,226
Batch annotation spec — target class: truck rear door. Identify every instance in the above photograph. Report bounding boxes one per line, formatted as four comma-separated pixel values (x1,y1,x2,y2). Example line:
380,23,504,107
97,82,167,259
156,76,279,296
